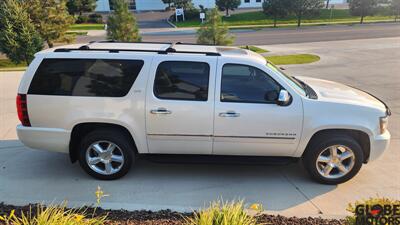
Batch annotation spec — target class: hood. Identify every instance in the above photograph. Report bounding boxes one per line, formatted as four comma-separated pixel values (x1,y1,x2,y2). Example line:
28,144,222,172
296,76,387,112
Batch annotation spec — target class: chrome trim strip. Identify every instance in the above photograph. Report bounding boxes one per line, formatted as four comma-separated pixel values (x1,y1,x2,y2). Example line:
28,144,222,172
147,134,296,140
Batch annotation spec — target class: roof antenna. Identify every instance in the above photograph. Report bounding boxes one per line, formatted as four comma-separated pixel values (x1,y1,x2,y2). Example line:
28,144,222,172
165,42,177,52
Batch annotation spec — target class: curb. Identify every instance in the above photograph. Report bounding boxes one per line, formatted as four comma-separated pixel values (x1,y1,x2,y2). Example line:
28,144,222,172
166,19,177,28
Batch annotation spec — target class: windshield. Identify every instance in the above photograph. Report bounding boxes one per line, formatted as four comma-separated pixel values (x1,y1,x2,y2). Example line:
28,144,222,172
266,62,306,96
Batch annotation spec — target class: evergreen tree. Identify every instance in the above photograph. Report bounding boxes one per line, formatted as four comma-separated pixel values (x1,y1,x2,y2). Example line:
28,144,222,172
216,0,241,16
349,0,378,24
196,7,234,45
67,0,97,16
262,0,290,27
290,0,324,27
107,0,141,42
26,0,74,48
0,0,43,64
162,0,174,8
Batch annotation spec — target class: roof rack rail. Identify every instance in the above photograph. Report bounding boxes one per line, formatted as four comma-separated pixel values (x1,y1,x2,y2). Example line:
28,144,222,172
53,42,221,56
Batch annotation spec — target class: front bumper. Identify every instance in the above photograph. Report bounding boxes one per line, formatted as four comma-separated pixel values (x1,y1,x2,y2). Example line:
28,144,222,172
369,129,391,162
16,125,70,153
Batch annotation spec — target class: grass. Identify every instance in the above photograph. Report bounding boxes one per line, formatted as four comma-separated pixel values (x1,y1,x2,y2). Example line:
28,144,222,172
66,31,88,36
240,45,268,53
173,9,396,27
185,200,258,225
69,23,105,31
0,59,27,71
265,54,320,65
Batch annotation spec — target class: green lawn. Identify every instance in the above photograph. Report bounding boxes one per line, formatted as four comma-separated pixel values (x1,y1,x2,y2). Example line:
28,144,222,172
240,45,269,53
0,59,27,71
174,9,396,27
69,23,105,31
265,54,320,65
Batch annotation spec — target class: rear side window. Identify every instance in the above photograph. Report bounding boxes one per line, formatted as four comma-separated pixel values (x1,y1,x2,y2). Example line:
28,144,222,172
28,59,144,97
153,61,210,101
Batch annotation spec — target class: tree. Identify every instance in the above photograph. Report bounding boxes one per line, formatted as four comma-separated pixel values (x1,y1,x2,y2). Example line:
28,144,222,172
290,0,324,27
162,0,174,8
216,0,241,16
391,0,400,22
197,7,234,45
326,0,330,8
262,0,290,27
349,0,377,24
26,0,74,48
67,0,97,16
173,0,192,9
107,0,141,42
0,0,43,64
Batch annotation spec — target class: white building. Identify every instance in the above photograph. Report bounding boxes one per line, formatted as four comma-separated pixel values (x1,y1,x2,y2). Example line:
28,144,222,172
95,0,347,12
95,0,263,12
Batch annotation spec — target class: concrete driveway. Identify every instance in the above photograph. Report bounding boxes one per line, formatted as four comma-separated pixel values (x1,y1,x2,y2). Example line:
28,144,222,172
0,37,399,217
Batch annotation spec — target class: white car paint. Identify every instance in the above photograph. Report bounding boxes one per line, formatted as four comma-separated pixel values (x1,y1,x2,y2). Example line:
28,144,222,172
16,43,390,164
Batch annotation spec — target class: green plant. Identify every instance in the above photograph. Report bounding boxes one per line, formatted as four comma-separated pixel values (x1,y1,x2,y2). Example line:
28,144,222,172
0,0,43,65
89,13,104,23
216,0,241,16
67,0,97,16
197,7,235,45
265,54,320,65
349,0,378,23
107,0,141,42
76,15,90,24
0,203,106,225
290,0,324,27
262,0,291,27
391,0,400,21
26,0,74,48
185,200,258,225
346,197,400,225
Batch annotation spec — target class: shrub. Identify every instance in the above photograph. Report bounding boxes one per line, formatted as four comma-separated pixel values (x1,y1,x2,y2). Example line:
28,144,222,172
88,13,103,23
76,14,89,23
346,197,400,225
0,203,107,225
185,200,258,225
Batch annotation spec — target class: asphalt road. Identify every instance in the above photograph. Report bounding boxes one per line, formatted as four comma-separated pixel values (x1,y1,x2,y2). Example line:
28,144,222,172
0,37,399,217
142,23,400,45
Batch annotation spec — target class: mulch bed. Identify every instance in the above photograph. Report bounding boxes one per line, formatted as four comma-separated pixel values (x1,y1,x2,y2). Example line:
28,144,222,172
0,202,346,225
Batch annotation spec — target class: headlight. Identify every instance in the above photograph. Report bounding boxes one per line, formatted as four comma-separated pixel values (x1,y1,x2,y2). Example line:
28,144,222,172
380,116,389,134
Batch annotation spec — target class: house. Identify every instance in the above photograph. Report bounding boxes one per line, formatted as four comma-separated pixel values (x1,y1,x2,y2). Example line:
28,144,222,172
95,0,347,12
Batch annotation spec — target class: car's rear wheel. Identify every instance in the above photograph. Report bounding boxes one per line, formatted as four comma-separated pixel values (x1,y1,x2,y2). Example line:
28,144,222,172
303,134,364,185
78,129,135,180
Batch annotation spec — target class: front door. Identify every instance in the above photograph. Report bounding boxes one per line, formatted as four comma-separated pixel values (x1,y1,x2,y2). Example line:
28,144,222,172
213,60,303,156
146,56,216,154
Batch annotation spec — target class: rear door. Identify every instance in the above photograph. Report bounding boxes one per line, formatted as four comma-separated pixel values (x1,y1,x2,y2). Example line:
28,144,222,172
145,55,217,154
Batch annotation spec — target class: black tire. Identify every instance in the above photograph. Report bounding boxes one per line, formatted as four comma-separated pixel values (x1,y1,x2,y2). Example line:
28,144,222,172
78,129,135,180
302,134,364,185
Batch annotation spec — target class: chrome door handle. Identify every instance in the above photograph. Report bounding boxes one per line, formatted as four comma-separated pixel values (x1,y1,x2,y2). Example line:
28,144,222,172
219,111,240,117
150,108,172,114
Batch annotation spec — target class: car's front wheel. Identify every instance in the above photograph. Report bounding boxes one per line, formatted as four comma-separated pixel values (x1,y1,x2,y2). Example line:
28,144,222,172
303,134,364,185
78,129,135,180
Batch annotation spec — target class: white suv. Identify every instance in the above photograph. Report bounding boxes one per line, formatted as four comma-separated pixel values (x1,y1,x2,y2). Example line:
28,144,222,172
16,42,391,184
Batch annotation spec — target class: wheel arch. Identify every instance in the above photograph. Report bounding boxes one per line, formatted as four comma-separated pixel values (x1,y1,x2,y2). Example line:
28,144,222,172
302,129,371,163
69,122,138,163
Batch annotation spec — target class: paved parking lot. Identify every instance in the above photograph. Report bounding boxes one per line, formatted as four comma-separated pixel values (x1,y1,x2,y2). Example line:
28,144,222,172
0,37,399,217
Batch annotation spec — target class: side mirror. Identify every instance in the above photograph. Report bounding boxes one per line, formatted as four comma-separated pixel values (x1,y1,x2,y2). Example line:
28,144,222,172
277,89,291,106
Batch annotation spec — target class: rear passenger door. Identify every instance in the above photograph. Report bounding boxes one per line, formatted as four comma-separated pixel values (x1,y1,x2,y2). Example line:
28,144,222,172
145,56,217,154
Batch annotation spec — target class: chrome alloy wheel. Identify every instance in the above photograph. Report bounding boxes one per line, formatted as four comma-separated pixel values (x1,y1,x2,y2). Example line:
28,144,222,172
316,145,355,179
85,141,124,175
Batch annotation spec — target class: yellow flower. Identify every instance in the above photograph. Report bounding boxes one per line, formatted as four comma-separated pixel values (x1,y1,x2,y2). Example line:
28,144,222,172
0,215,5,221
74,214,85,222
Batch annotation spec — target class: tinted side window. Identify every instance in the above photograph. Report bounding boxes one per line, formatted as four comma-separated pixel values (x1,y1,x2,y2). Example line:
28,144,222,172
28,59,144,97
154,61,210,101
221,64,281,103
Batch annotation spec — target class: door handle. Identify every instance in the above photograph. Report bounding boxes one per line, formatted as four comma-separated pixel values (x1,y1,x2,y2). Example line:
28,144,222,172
150,108,172,114
219,111,240,117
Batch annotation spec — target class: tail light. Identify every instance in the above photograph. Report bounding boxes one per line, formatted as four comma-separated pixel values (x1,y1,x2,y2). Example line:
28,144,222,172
16,94,31,126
